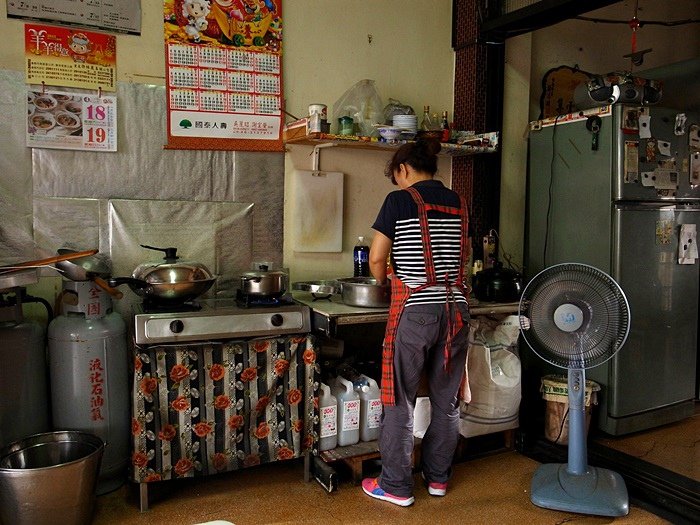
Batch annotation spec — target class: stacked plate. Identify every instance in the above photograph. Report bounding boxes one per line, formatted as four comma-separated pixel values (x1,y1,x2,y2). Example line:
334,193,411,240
392,114,417,139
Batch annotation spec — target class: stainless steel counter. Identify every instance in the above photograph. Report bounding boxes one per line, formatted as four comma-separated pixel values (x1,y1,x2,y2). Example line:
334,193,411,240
292,291,519,336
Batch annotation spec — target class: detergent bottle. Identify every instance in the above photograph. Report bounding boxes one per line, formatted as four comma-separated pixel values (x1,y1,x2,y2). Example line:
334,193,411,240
318,383,338,451
331,375,360,446
356,375,382,442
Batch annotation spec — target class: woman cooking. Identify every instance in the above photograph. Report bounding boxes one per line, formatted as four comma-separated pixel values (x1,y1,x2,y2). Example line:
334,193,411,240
361,138,471,506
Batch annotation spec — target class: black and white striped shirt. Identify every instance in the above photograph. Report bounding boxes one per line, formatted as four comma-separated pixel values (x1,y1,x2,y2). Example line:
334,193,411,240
372,180,468,306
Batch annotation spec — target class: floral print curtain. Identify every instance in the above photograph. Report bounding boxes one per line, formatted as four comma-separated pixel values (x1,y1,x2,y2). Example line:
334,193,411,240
131,334,318,482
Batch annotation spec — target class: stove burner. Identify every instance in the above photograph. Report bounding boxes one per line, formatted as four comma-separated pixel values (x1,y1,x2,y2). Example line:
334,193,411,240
141,300,202,313
235,289,293,308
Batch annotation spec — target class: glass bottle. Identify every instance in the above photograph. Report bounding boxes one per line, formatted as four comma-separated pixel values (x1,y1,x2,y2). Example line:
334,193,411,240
441,110,450,142
420,105,433,132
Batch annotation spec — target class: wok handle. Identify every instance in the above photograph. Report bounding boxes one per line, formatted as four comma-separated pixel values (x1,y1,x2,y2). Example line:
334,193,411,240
0,249,98,271
93,277,123,300
107,277,148,289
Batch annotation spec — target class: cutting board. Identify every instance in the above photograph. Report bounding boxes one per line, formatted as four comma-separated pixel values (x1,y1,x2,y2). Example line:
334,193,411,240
291,170,344,252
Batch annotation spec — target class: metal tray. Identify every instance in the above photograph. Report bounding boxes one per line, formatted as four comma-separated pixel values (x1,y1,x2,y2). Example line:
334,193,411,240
292,280,340,295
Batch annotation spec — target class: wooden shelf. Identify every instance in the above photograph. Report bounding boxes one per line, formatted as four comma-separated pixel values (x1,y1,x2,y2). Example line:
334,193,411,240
284,131,499,157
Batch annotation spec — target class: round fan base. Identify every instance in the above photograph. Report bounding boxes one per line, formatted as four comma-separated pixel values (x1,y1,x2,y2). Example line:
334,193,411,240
531,463,629,517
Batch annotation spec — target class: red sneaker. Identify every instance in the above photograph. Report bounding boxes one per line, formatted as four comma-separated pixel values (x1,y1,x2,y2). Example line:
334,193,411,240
422,472,447,496
361,477,415,507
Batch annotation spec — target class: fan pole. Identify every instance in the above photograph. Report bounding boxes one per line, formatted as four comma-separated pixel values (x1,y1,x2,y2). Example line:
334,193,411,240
567,368,588,475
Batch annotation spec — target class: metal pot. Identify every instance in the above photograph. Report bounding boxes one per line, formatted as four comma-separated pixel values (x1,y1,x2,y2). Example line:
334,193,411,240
472,262,523,303
336,277,390,308
240,268,287,297
108,245,216,304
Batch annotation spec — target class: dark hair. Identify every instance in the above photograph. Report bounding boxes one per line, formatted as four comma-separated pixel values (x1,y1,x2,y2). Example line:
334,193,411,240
384,137,441,182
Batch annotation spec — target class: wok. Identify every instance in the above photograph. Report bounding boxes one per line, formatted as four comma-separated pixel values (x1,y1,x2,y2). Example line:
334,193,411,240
107,245,217,304
107,276,216,304
55,249,123,300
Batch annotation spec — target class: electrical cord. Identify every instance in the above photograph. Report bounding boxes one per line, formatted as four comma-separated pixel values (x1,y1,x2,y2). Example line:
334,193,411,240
543,115,561,267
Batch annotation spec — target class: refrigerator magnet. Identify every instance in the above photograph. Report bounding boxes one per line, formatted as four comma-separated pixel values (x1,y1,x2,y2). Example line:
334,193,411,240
622,106,639,132
674,113,687,136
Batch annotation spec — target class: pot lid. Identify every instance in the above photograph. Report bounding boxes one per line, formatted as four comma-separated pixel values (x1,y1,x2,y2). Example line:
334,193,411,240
132,245,214,284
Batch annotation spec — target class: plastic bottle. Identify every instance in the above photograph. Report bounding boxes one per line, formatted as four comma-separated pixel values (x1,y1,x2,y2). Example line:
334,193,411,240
331,375,360,446
319,383,338,451
356,375,382,442
353,236,369,277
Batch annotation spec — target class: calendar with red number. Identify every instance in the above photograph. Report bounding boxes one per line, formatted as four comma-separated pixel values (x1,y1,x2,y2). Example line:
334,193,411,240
163,0,284,152
26,89,117,151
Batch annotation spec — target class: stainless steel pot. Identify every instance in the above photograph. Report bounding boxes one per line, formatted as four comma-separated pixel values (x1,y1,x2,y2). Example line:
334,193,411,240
240,269,287,297
108,245,216,304
336,277,390,308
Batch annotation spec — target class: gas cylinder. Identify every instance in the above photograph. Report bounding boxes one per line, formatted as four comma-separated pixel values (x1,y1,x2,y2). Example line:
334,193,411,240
318,383,338,451
356,375,382,442
0,284,50,448
330,376,360,446
48,281,128,495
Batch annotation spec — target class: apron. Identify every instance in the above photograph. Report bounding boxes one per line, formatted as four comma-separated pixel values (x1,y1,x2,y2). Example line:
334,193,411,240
380,186,470,405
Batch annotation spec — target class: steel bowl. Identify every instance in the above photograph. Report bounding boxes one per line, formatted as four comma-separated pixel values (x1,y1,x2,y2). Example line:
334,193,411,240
336,277,390,308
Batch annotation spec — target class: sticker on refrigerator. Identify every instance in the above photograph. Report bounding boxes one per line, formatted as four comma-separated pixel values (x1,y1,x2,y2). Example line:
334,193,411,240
690,152,700,186
621,106,639,132
655,220,673,245
645,138,656,162
674,113,687,136
689,124,700,150
624,140,639,183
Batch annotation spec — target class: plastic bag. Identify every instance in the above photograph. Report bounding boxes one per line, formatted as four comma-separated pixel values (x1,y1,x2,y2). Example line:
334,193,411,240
332,79,384,137
383,98,415,124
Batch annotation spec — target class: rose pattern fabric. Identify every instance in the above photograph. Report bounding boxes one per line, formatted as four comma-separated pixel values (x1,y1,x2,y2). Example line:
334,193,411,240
131,335,319,483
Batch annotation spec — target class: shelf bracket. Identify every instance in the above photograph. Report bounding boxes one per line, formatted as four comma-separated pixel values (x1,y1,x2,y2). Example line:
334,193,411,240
310,142,337,171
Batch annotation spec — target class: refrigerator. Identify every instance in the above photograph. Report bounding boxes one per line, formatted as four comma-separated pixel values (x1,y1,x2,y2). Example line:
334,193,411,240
526,103,700,436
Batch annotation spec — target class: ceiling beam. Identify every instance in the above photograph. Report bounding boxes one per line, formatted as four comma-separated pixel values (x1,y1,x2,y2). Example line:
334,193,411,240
481,0,621,39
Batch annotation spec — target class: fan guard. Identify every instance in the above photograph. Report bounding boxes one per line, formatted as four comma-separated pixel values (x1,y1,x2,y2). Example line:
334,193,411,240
519,263,630,369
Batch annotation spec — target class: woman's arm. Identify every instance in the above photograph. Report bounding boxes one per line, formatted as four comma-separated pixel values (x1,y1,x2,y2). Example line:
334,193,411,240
369,231,392,285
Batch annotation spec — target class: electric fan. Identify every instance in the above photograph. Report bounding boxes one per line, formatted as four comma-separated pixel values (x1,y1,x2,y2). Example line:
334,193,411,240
519,263,631,517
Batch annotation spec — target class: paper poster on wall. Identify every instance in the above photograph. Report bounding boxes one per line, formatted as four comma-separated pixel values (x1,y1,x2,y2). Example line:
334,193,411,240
27,89,117,151
8,0,141,35
163,0,284,151
24,24,117,91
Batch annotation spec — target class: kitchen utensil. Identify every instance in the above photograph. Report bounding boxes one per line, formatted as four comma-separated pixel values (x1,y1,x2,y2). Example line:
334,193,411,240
472,261,523,303
336,277,390,307
0,249,98,274
377,126,403,142
240,267,288,297
55,249,123,300
291,170,344,252
107,245,216,304
292,280,340,296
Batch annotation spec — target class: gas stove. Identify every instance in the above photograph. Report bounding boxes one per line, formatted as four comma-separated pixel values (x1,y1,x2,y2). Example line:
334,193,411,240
132,297,311,344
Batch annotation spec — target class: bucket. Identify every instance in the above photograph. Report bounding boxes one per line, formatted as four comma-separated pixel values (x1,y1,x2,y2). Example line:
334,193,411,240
0,431,104,525
541,375,600,445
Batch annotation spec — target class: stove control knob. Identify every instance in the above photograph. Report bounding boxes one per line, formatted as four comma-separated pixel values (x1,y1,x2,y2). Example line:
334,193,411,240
170,320,185,334
270,314,283,327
